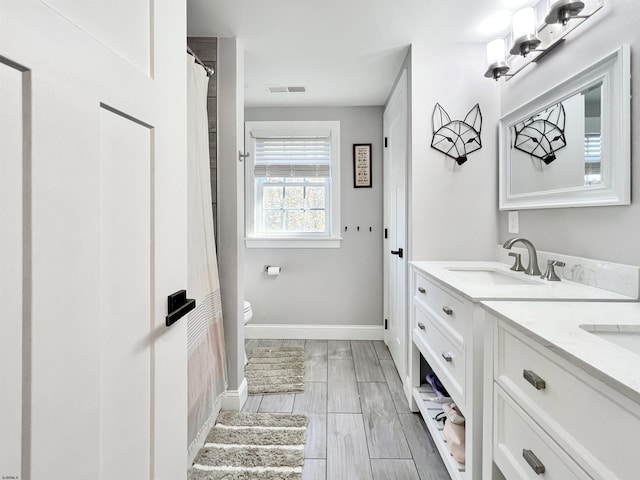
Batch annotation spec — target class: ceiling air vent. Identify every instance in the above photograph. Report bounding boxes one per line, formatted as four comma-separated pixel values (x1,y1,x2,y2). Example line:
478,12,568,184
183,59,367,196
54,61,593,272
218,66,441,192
267,86,288,93
266,85,307,93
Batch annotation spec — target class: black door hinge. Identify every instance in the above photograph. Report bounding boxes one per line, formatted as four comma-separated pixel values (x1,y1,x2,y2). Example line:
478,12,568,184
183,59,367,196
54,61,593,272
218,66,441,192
384,228,388,239
384,137,388,148
384,318,388,330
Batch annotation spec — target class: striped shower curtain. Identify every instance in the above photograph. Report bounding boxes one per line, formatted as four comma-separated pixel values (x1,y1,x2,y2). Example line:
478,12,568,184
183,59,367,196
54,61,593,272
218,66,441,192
186,54,227,463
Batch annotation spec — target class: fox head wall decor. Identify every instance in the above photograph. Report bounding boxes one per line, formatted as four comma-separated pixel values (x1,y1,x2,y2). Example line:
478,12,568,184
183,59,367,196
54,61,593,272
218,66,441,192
512,102,567,165
431,103,483,165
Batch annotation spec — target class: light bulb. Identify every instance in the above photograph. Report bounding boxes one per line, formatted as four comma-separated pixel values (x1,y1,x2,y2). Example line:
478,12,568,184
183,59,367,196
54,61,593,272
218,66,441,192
512,6,537,41
487,38,506,66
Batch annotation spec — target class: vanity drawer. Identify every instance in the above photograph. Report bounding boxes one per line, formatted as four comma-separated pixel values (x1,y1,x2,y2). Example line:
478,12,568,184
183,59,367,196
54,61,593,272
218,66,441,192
414,271,470,346
414,306,465,404
493,386,592,480
496,321,640,480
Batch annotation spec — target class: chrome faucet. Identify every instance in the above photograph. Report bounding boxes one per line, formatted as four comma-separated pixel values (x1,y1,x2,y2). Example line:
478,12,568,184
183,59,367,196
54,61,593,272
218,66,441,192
503,237,541,276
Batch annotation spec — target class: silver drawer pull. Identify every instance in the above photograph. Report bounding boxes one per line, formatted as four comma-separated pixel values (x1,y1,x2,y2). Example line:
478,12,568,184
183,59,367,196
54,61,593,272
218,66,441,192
522,449,545,475
441,352,453,362
442,306,453,316
417,322,426,330
523,369,546,390
418,287,426,294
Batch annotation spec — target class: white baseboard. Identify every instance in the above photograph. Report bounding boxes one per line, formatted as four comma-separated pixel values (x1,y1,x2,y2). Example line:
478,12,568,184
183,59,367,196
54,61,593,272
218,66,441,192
221,378,248,412
245,323,384,341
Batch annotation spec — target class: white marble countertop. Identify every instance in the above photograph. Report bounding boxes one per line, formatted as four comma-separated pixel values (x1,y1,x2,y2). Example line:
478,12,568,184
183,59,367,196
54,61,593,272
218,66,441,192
481,301,640,404
410,261,636,302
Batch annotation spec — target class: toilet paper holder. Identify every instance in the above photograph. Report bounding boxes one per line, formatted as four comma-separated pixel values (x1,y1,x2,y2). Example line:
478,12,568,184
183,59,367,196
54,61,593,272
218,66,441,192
264,265,282,275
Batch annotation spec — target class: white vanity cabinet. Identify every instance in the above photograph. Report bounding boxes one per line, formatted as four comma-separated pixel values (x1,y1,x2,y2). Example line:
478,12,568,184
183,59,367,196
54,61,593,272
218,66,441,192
407,261,637,480
482,302,640,480
409,267,486,480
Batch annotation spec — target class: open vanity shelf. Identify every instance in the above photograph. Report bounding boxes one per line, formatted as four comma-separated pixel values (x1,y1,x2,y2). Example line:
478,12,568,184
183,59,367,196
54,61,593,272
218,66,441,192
413,384,466,477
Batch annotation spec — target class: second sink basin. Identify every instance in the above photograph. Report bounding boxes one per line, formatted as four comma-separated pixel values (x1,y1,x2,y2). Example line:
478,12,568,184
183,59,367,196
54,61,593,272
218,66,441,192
446,267,539,286
580,324,640,356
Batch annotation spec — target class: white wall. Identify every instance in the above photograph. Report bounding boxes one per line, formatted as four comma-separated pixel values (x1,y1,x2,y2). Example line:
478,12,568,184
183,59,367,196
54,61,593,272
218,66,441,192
217,38,245,392
410,41,500,261
244,107,383,327
498,0,640,266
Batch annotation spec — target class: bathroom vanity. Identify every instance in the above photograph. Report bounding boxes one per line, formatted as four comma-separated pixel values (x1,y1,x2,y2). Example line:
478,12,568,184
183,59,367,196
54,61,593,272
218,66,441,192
407,259,637,480
481,301,640,480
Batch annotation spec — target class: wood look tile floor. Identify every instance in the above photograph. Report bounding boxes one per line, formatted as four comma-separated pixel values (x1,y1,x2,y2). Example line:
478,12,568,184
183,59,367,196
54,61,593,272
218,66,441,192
243,339,450,480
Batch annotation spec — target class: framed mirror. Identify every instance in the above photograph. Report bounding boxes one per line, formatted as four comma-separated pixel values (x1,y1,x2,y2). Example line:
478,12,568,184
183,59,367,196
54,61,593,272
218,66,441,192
499,45,630,210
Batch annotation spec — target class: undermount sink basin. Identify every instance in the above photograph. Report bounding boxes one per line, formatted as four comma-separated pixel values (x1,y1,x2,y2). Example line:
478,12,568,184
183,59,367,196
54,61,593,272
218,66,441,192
446,267,539,286
580,325,640,356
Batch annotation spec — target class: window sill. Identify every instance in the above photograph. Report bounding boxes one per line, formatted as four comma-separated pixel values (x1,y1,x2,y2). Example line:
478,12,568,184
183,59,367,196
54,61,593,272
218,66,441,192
244,237,343,249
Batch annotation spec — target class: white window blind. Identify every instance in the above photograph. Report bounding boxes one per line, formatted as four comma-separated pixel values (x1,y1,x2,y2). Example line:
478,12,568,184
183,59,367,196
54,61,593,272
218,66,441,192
253,135,332,178
584,134,601,164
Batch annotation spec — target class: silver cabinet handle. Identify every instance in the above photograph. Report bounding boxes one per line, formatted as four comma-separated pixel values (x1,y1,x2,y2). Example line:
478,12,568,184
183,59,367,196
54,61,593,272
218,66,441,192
418,287,426,294
441,352,453,362
523,369,546,390
522,449,545,475
442,306,453,316
417,322,426,330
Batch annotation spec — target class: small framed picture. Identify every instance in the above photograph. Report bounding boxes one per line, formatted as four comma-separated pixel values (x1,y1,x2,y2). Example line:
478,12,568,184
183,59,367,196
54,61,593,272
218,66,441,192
353,143,372,188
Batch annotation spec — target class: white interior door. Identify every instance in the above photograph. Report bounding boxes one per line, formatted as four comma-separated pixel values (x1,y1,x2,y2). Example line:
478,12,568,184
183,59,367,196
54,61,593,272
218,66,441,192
0,2,188,479
0,56,26,480
383,70,408,382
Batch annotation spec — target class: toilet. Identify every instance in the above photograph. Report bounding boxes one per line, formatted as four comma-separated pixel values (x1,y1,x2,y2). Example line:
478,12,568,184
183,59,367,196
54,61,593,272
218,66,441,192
244,300,253,325
243,301,253,364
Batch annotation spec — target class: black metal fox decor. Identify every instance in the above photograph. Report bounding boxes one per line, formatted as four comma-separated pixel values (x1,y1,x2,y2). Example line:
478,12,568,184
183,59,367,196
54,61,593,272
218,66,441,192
512,102,566,164
431,103,483,165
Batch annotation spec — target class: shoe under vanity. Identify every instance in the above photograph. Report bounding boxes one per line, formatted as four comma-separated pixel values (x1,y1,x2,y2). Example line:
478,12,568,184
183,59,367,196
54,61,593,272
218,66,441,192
407,247,640,480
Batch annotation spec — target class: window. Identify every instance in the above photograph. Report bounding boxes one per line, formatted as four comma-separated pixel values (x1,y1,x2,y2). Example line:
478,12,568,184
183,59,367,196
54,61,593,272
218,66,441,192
584,133,602,185
245,121,341,248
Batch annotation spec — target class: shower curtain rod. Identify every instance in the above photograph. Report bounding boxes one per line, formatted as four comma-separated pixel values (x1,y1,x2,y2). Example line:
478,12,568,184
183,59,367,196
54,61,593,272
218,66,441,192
187,46,214,77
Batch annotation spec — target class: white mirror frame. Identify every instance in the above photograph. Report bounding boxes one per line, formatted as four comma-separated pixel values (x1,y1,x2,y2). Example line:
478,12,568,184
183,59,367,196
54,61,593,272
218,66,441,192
499,45,630,210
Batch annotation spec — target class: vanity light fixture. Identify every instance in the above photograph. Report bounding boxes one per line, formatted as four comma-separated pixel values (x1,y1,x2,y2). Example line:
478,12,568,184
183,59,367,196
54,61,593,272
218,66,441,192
545,0,585,25
510,7,541,57
483,0,603,81
484,38,511,81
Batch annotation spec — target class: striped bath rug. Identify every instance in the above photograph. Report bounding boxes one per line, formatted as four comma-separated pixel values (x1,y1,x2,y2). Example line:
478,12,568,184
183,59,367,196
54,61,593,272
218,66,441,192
246,347,304,395
189,411,308,480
